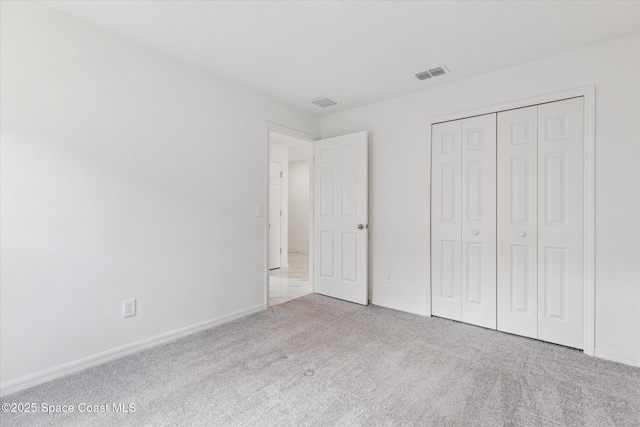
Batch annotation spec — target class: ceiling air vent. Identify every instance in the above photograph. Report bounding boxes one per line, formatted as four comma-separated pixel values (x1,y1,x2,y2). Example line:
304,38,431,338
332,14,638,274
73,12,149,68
310,96,338,108
415,65,449,81
415,71,433,81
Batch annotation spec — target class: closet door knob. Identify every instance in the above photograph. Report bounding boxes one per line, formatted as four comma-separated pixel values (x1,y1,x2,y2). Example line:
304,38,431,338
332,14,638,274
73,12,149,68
472,230,479,235
519,232,526,237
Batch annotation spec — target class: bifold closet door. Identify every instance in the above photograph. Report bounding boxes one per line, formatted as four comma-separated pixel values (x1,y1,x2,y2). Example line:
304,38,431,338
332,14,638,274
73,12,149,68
497,106,538,339
432,114,496,328
461,114,497,329
537,98,584,349
497,97,584,349
431,120,462,321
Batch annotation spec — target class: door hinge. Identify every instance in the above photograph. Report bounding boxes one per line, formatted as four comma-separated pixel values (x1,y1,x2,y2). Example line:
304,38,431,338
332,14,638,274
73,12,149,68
280,210,282,216
280,248,282,253
280,172,283,177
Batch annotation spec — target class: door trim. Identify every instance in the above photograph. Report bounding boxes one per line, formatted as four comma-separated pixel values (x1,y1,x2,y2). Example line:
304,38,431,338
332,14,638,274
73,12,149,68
426,86,595,356
264,122,316,310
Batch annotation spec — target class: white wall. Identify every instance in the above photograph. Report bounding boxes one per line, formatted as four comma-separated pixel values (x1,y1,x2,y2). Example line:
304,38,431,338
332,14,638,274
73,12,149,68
289,161,310,254
0,1,319,391
321,34,640,366
269,142,289,267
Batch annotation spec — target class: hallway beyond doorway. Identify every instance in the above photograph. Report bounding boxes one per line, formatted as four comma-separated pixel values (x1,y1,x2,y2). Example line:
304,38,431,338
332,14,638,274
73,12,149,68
269,253,311,306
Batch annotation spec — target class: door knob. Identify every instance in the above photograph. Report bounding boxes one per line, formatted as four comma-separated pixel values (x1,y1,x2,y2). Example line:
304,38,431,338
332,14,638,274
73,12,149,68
472,230,479,235
520,232,526,237
358,224,366,230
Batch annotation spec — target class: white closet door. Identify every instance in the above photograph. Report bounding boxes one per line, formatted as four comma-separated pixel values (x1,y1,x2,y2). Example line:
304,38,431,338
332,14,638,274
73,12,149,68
431,120,462,321
461,114,497,329
537,97,584,349
497,106,538,338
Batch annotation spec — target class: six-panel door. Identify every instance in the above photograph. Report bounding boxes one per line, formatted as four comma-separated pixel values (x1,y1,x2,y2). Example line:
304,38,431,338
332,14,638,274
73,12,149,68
313,131,368,305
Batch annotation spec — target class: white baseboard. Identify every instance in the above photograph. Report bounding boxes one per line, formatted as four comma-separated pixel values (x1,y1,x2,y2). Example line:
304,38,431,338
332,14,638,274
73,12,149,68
371,298,429,316
0,304,264,397
594,348,640,367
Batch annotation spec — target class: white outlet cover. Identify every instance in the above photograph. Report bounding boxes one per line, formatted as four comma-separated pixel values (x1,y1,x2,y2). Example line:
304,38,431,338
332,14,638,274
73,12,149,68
123,299,136,318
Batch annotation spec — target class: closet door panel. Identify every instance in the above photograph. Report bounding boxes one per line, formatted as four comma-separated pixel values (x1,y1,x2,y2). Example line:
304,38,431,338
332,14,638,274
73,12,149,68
497,106,538,339
461,114,497,329
431,120,462,321
537,97,584,349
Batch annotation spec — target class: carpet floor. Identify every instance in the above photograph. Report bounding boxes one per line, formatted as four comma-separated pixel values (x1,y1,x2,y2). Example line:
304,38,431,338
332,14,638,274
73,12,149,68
2,294,639,426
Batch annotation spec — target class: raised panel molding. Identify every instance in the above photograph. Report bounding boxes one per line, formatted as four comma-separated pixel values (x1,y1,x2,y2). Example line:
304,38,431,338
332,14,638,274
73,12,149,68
510,155,532,225
466,128,484,151
342,169,358,217
441,163,457,222
544,152,568,226
545,114,568,141
320,172,335,217
465,242,483,304
441,240,456,300
466,161,483,223
543,247,568,320
441,133,457,153
320,232,335,278
342,233,358,283
341,143,357,160
510,245,531,313
511,120,532,145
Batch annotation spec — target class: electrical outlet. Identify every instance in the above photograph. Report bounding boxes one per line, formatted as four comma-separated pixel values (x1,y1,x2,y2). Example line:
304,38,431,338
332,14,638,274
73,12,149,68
256,205,264,217
123,299,136,318
385,272,393,283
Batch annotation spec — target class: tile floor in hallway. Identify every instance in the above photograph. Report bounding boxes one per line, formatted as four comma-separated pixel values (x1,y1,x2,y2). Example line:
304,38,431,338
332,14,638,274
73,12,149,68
269,252,312,306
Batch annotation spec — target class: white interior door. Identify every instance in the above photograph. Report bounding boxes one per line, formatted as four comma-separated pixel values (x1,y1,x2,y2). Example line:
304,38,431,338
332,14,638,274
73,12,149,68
313,131,368,305
269,162,282,269
497,106,539,338
431,120,462,321
537,97,584,349
461,114,497,329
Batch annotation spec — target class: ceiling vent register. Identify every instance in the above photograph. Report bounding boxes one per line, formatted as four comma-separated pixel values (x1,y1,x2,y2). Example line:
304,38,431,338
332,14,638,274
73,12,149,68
310,96,339,108
415,65,448,81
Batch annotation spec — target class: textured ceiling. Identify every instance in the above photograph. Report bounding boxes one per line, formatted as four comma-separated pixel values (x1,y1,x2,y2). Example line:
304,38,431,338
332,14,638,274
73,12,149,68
41,1,640,116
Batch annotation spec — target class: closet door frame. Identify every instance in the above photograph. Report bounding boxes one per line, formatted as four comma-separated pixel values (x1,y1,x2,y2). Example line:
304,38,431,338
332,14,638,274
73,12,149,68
426,86,595,356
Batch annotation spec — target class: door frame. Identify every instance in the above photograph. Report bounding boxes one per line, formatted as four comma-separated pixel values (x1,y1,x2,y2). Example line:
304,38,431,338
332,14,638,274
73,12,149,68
264,122,316,309
426,86,596,356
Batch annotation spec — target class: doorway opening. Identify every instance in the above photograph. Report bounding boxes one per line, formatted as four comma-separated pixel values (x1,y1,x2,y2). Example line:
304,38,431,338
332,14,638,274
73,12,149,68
268,129,313,307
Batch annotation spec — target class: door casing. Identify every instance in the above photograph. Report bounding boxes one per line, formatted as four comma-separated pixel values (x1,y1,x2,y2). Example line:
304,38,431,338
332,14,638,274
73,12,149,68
426,86,596,356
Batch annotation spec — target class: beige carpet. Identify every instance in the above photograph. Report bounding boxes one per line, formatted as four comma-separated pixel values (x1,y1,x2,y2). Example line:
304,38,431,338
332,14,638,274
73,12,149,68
2,294,639,426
